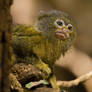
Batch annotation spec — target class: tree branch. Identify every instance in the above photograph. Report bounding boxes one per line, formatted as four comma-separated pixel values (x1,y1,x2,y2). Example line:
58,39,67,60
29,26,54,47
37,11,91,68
0,0,13,92
57,71,92,87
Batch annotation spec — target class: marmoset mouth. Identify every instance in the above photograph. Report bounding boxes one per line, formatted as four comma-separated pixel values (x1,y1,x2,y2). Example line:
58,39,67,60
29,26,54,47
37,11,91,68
55,30,69,40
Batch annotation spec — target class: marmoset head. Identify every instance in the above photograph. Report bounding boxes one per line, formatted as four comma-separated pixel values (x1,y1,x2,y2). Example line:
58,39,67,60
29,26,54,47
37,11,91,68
35,10,76,41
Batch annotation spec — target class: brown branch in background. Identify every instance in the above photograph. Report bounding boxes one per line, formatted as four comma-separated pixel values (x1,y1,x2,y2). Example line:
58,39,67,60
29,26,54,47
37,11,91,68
57,71,92,87
0,0,13,92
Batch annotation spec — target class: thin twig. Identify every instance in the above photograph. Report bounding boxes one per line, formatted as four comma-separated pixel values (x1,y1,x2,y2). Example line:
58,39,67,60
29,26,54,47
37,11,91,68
57,71,92,87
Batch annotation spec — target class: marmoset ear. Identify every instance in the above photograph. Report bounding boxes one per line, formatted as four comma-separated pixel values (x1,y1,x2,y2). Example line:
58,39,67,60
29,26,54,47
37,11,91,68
37,10,50,20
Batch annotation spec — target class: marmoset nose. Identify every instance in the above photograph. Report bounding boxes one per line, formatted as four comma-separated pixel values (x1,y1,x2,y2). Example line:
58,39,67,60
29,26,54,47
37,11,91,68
61,27,68,32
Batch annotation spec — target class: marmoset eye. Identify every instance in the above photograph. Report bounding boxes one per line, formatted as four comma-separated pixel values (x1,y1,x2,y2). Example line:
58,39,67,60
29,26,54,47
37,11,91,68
54,19,64,28
67,24,73,30
56,20,63,26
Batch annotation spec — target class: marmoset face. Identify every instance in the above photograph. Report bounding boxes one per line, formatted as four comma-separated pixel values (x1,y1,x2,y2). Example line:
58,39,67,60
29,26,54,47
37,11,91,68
54,18,74,40
36,10,76,41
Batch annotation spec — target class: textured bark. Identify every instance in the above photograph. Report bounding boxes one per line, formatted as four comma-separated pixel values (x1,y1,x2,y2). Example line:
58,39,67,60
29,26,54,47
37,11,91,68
10,63,69,92
11,63,43,84
0,0,13,92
